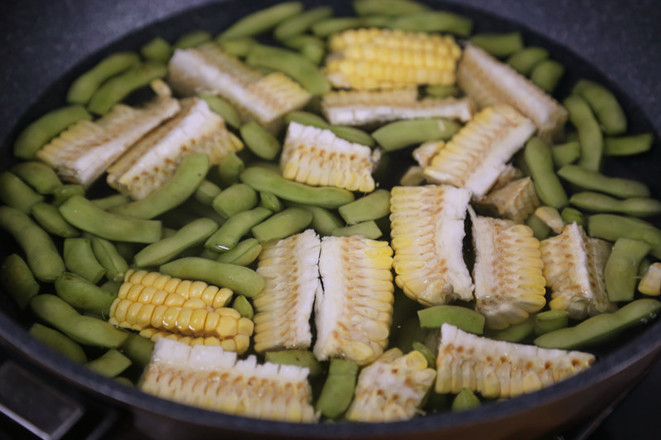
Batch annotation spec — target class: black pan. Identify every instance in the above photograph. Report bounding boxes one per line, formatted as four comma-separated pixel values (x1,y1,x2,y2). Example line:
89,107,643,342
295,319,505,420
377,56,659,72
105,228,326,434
0,1,660,439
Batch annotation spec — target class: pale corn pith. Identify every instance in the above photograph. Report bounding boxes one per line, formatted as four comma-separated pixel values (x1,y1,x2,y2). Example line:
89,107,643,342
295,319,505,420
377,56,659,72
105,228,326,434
106,97,242,200
639,262,661,296
540,223,616,320
345,348,436,422
167,43,310,133
423,105,536,199
412,140,445,168
321,87,473,126
478,177,540,224
435,323,595,399
140,339,318,422
253,229,321,353
36,92,180,188
314,235,394,366
280,121,377,192
390,185,473,306
457,44,568,139
325,28,461,91
470,208,546,329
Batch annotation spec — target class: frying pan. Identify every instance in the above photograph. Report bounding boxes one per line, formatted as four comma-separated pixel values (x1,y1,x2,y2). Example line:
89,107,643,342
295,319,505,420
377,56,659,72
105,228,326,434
1,0,660,439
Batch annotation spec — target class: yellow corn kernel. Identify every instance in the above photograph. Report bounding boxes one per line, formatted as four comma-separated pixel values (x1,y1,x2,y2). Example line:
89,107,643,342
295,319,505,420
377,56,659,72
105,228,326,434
639,262,661,296
478,177,540,224
412,140,446,168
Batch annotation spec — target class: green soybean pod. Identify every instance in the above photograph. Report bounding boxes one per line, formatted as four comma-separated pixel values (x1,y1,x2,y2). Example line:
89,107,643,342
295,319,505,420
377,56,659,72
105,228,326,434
218,2,303,40
31,202,79,238
264,350,322,377
534,310,569,335
90,194,130,210
0,206,64,282
205,207,272,252
551,141,580,168
174,30,212,49
604,133,654,157
331,220,382,239
160,257,265,298
54,272,116,316
411,342,436,368
274,6,333,40
67,52,140,105
587,214,661,259
418,305,485,334
316,358,359,418
285,110,329,128
339,189,391,224
86,349,132,378
63,238,105,283
329,125,375,147
88,62,168,115
523,137,568,209
424,84,460,98
353,0,429,16
569,192,661,218
212,183,259,219
10,161,62,195
251,208,313,243
288,203,342,236
506,46,549,75
217,36,257,57
487,316,535,342
561,207,584,226
140,37,173,63
194,180,222,206
198,93,241,129
573,79,627,136
563,94,603,172
29,323,88,363
0,171,44,213
134,218,219,267
525,213,551,241
311,17,364,37
91,236,129,282
389,11,473,36
452,388,481,412
605,238,651,302
52,184,85,207
240,121,282,160
260,192,283,212
372,118,460,151
59,195,162,243
530,60,565,93
13,105,92,159
216,238,263,266
469,32,524,58
1,254,40,309
557,165,650,199
120,333,154,367
216,151,245,187
232,295,254,319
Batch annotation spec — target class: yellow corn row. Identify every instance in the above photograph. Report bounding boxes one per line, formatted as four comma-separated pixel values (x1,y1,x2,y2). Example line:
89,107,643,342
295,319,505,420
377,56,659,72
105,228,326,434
140,339,318,422
106,97,242,199
109,269,253,354
390,185,473,306
345,348,436,422
412,140,446,168
167,42,310,133
37,85,179,188
470,209,546,329
457,44,568,139
325,28,461,91
280,121,377,192
639,262,661,296
314,235,394,366
321,87,473,126
435,324,595,399
478,177,540,224
540,223,616,319
423,105,536,199
253,229,321,353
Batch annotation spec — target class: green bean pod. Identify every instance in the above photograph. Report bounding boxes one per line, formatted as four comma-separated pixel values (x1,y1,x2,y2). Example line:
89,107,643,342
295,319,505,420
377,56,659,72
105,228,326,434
605,238,651,302
140,37,173,63
372,118,460,151
232,295,255,319
90,194,130,210
560,207,584,226
217,2,303,40
91,236,129,282
31,202,79,238
63,238,105,283
55,272,116,316
316,358,359,418
120,333,154,367
389,11,473,36
289,203,344,236
29,323,87,363
0,171,44,213
174,30,212,49
424,84,460,98
411,342,436,368
273,6,333,40
487,316,535,342
67,52,141,105
329,125,375,147
418,305,485,334
523,137,568,209
212,183,259,219
311,17,364,37
217,36,257,57
573,79,627,136
86,349,132,378
563,94,603,171
569,192,661,217
551,141,580,168
525,213,551,241
534,310,569,335
353,0,429,16
469,32,524,58
339,189,390,224
451,388,481,412
1,254,40,309
530,60,564,93
557,164,650,199
331,220,383,239
216,238,263,266
587,214,661,259
264,350,322,377
198,93,241,129
205,207,272,252
10,161,62,195
216,151,245,187
194,180,222,206
506,46,549,75
52,184,85,207
604,133,654,156
251,208,313,243
240,121,282,160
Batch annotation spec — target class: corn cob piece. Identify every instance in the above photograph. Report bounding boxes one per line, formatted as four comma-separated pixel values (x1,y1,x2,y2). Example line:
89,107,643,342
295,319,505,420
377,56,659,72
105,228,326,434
435,323,595,398
325,28,461,91
321,87,473,126
478,177,540,223
253,229,321,353
424,105,535,199
470,208,546,329
412,140,445,168
140,339,318,422
107,97,242,199
314,235,394,366
280,121,377,192
345,348,436,422
167,43,310,133
639,262,661,296
390,185,473,306
540,223,616,319
37,87,179,188
491,163,524,191
399,166,426,186
457,44,568,139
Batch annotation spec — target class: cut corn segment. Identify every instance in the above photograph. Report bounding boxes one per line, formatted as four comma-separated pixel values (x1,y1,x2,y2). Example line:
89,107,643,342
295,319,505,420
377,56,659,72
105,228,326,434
492,164,524,191
253,229,321,352
280,121,377,192
478,177,540,223
413,140,445,168
325,28,462,91
106,97,242,200
639,262,661,296
470,208,546,329
457,44,567,139
345,348,436,422
314,235,394,366
321,87,473,126
37,91,179,188
167,43,310,133
390,185,473,306
140,339,318,422
423,105,536,199
435,324,595,398
540,223,615,319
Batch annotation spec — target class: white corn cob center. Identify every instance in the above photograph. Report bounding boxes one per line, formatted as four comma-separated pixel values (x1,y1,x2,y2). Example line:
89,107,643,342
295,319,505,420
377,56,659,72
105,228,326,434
479,176,540,223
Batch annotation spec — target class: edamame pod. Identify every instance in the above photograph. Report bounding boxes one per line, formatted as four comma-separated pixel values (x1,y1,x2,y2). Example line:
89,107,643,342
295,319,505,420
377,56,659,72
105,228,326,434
605,238,651,302
451,388,481,412
424,84,459,98
328,125,375,147
212,183,259,219
560,207,584,226
217,36,257,57
31,202,79,238
569,192,661,217
216,151,245,187
506,46,549,75
523,137,568,209
551,141,580,167
557,165,650,198
470,32,524,58
86,349,132,378
525,213,551,241
331,220,382,239
604,133,654,157
29,323,87,363
52,184,85,207
264,350,322,377
198,93,241,129
260,192,282,212
315,358,359,418
588,214,661,259
91,236,129,282
174,30,212,49
534,310,569,335
563,94,603,171
205,207,272,252
418,305,485,334
311,17,364,37
194,180,222,205
273,6,333,40
573,79,627,136
1,254,40,309
216,238,263,266
120,333,154,367
67,52,140,105
412,342,436,368
0,171,44,213
339,189,390,224
487,316,535,342
55,272,116,316
353,0,429,16
240,121,281,160
389,11,473,36
251,208,313,242
10,161,62,195
90,194,130,210
140,37,173,63
289,203,344,236
530,60,564,93
218,2,303,40
372,118,460,151
63,238,105,283
232,295,254,319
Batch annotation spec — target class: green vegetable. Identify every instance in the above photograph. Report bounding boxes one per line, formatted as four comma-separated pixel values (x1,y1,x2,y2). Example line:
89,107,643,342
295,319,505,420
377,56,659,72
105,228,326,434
506,47,549,75
588,214,661,259
470,32,524,58
85,349,132,378
523,137,568,209
530,60,564,93
273,6,333,40
569,192,661,217
0,171,44,213
30,202,78,238
1,254,40,309
90,236,129,282
604,238,651,302
10,161,62,194
205,207,272,252
217,2,303,40
63,238,105,283
418,305,485,335
315,358,359,418
251,208,313,243
265,350,322,377
140,37,173,63
604,133,654,156
563,94,603,171
573,79,627,136
67,52,140,104
534,310,569,335
557,164,650,199
240,121,282,160
372,118,460,151
451,388,481,412
54,272,116,316
339,189,391,225
29,323,87,363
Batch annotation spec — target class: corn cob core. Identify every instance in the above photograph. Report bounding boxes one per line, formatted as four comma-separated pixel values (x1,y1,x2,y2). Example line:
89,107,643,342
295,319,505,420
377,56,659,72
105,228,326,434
140,339,318,422
457,44,568,139
314,235,394,366
109,269,253,354
479,177,540,224
254,229,321,353
390,185,473,306
37,95,180,188
435,324,595,398
167,43,310,133
325,28,461,91
491,163,525,192
639,262,661,296
280,121,376,192
540,223,615,320
321,87,473,126
345,348,436,422
413,140,446,168
470,209,546,329
107,97,242,199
